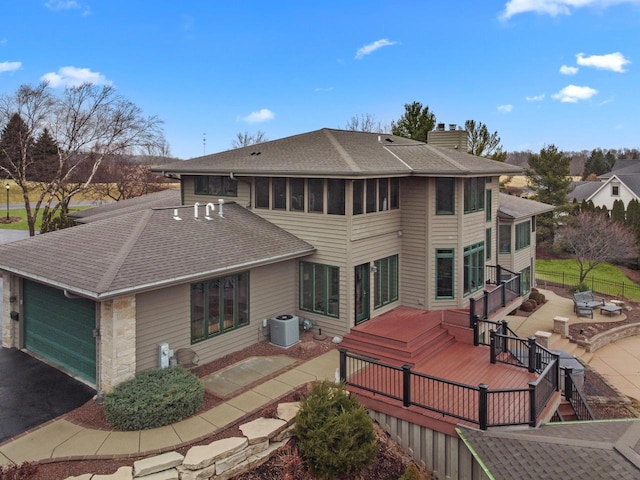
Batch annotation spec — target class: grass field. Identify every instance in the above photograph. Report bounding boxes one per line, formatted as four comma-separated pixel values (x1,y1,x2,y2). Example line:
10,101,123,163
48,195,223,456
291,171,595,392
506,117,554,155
536,259,640,301
1,206,92,231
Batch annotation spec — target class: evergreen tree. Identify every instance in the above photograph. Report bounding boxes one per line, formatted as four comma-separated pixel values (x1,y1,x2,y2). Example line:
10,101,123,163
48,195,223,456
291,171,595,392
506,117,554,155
611,199,626,224
29,128,59,181
626,199,640,241
391,101,436,142
582,149,609,179
0,113,33,178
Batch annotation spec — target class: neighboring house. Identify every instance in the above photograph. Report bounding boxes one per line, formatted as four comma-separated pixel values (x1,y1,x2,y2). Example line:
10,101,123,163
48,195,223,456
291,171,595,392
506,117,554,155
1,128,550,400
569,159,640,212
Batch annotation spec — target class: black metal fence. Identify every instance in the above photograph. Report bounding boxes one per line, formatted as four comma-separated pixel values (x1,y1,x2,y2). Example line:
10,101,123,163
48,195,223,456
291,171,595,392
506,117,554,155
536,269,640,300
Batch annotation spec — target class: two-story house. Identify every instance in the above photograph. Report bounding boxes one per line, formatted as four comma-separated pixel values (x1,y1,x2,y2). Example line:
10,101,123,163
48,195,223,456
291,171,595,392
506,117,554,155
0,128,551,400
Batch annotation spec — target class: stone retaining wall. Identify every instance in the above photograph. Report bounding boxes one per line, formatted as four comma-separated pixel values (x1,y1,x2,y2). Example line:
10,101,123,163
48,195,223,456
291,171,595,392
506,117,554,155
576,323,640,353
64,402,300,480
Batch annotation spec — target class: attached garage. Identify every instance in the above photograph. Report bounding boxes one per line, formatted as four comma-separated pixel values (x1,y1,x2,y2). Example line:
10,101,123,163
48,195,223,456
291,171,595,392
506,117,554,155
23,280,96,384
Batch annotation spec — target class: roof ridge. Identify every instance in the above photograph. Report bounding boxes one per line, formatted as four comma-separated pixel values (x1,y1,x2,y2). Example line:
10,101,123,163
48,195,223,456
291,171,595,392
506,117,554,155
424,144,470,172
95,209,154,293
322,129,360,172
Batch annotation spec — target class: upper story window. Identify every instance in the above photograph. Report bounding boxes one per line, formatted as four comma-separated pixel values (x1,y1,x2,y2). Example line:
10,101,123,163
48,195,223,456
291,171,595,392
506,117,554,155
464,177,485,213
486,189,492,221
515,220,531,250
255,178,269,208
463,242,484,296
436,177,455,215
194,175,237,197
308,179,324,213
272,177,287,210
290,178,305,211
612,183,620,197
355,178,400,215
327,179,345,215
499,224,511,254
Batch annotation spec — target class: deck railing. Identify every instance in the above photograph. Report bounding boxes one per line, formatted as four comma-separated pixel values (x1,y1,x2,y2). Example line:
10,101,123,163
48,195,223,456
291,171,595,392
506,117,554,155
563,366,596,421
339,349,559,430
469,265,521,327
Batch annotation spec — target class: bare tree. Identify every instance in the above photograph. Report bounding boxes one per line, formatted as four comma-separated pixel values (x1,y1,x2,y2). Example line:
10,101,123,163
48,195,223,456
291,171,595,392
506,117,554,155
90,155,169,201
561,211,638,285
0,82,165,235
343,113,389,133
232,131,268,148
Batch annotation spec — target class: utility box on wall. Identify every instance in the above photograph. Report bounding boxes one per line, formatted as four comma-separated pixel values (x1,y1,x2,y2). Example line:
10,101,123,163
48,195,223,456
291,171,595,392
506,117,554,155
158,342,173,369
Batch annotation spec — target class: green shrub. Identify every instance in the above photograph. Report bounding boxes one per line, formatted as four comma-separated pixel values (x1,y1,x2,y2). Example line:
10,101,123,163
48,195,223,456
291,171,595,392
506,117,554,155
104,367,204,430
400,463,427,480
294,381,378,479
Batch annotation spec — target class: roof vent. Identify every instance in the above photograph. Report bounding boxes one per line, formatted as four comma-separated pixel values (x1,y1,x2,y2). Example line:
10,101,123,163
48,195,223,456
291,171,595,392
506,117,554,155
437,123,445,131
193,202,200,219
218,198,224,218
172,209,182,221
205,202,215,220
385,137,394,143
449,124,457,131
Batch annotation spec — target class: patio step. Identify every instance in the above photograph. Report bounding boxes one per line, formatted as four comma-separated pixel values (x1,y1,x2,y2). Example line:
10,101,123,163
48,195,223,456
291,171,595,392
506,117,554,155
340,322,455,367
550,334,593,365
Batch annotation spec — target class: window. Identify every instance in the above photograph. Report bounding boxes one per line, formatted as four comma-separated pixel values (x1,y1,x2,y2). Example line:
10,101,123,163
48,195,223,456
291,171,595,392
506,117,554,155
255,178,269,208
272,177,286,210
486,228,492,260
366,180,376,213
300,262,339,317
612,183,620,196
191,272,249,343
194,175,237,197
390,178,400,209
436,249,454,299
327,179,345,215
374,255,398,309
486,189,492,221
515,220,531,250
521,266,531,296
499,224,511,254
290,178,304,211
463,242,484,295
308,179,324,213
436,178,455,215
353,180,364,215
464,177,485,213
379,179,389,211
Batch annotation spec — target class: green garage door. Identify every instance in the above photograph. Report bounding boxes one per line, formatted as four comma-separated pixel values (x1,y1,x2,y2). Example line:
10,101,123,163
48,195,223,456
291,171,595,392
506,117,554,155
23,280,96,384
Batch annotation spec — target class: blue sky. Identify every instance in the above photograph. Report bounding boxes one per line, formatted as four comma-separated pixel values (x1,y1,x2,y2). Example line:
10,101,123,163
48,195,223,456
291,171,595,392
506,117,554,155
1,1,639,159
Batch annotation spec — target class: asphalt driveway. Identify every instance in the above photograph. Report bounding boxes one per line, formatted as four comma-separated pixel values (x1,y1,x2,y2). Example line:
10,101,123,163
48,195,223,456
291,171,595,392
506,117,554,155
0,347,96,443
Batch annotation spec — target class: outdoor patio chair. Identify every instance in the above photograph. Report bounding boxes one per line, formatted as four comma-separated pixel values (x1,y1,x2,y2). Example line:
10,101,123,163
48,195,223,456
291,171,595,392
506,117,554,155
573,290,604,314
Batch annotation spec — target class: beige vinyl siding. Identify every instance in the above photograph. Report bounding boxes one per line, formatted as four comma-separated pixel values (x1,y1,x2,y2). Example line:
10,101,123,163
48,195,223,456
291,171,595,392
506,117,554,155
400,177,428,309
135,261,300,370
181,175,251,207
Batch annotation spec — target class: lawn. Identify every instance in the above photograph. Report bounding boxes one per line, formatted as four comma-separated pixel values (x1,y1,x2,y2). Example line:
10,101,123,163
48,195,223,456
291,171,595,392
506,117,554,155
0,206,91,231
536,259,640,301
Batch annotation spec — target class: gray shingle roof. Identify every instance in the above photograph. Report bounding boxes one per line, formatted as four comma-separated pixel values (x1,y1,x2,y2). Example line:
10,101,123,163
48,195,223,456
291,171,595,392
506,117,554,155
0,203,315,299
70,188,181,223
457,420,640,480
497,193,554,220
154,128,522,177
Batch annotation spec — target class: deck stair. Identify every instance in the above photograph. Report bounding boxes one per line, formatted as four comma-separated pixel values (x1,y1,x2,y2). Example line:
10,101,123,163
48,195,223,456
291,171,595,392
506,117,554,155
556,399,578,422
340,307,456,366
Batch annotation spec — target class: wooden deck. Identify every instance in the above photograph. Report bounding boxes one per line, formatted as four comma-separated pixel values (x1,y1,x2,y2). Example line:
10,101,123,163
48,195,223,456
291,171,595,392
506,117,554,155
341,306,547,433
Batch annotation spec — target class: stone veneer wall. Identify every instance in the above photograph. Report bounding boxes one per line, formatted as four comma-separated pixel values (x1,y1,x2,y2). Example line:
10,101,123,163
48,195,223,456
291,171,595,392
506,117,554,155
99,294,137,393
63,402,300,480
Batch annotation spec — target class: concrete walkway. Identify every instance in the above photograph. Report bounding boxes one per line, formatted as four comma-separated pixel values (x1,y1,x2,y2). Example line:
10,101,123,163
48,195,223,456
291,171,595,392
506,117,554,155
0,350,339,467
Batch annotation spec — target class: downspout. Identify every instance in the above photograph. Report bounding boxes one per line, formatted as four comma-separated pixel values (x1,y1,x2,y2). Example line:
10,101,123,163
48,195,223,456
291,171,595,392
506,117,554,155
230,172,252,208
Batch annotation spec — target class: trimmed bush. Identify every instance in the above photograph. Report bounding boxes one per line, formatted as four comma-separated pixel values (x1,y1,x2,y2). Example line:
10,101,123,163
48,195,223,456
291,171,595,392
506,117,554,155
527,298,538,308
294,381,378,479
104,366,204,430
529,291,546,304
520,301,534,312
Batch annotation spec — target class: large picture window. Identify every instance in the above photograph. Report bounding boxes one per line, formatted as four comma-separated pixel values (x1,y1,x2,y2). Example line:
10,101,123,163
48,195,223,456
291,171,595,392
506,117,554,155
436,249,454,299
436,178,455,215
194,175,238,197
191,272,249,343
515,220,531,250
299,262,339,317
374,255,398,309
463,242,484,295
464,177,485,213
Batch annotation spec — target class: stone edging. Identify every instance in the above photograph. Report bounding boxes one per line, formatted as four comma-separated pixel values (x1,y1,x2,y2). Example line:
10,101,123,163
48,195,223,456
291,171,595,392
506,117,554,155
574,323,640,353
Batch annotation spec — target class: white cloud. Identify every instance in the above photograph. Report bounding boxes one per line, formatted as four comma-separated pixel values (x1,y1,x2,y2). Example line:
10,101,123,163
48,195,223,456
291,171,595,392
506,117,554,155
576,52,630,72
355,39,398,59
525,93,546,101
240,108,275,123
44,0,80,10
498,104,513,113
41,66,111,87
0,61,22,73
314,87,334,92
560,65,578,75
500,0,640,20
552,84,598,103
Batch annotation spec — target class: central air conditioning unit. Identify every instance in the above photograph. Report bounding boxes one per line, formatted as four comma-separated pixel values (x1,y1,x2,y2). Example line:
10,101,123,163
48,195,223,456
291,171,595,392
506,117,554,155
270,314,300,348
